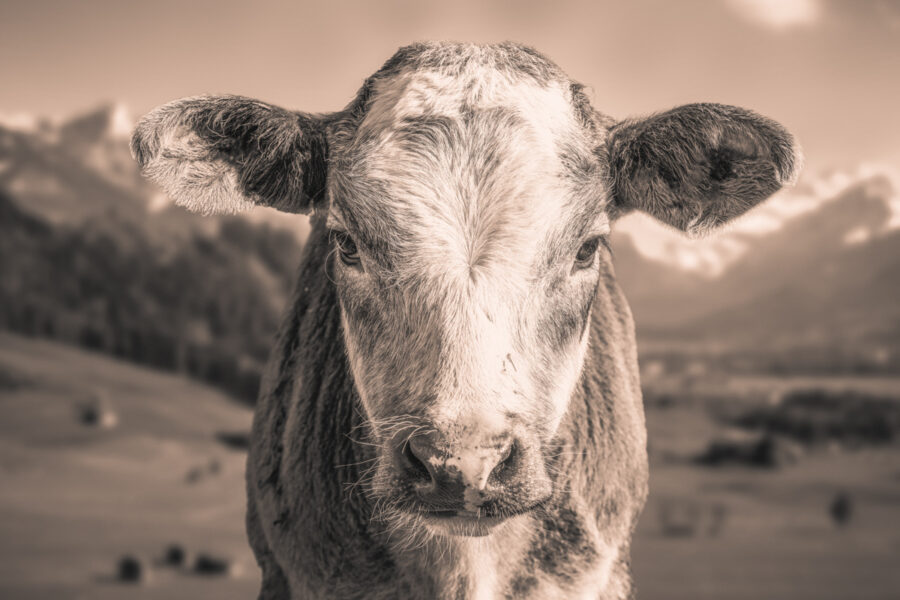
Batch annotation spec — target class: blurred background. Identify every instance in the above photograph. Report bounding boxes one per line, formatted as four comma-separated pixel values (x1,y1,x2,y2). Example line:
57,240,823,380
1,0,899,598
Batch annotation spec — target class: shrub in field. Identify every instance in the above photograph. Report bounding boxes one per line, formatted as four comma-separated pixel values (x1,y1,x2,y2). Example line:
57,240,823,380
658,499,730,538
730,388,900,447
694,431,801,468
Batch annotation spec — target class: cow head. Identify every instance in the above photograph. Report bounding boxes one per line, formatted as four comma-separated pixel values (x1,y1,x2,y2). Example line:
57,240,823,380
133,42,799,538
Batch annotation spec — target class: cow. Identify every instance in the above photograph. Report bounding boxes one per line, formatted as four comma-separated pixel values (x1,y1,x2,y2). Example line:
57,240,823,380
132,42,799,599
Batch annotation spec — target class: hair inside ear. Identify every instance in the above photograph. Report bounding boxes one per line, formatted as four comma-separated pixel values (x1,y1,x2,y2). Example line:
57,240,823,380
132,95,329,216
608,103,801,236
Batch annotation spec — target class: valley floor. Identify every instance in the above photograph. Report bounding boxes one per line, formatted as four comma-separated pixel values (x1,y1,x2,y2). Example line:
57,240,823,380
634,404,900,600
1,332,899,599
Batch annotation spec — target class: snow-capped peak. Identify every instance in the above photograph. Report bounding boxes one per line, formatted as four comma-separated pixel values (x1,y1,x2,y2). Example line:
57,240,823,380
109,103,133,140
615,163,900,277
0,111,39,132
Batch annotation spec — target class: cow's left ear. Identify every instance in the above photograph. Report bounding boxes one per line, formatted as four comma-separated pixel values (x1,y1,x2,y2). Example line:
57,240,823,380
131,95,328,215
607,103,801,236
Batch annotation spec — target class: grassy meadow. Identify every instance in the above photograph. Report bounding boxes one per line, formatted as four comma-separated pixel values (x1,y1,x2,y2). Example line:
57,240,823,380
1,332,899,599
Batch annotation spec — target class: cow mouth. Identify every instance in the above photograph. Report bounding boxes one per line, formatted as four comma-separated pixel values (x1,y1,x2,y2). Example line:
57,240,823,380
412,500,548,537
420,511,510,536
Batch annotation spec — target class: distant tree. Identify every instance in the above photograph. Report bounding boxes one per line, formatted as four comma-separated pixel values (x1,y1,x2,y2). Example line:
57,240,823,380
0,191,302,405
830,491,853,528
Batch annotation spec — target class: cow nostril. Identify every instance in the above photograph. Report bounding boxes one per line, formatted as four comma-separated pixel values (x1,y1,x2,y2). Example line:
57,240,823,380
488,440,518,484
402,440,431,481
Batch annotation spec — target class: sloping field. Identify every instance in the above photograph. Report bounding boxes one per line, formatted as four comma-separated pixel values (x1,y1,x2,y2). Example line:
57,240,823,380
0,333,260,600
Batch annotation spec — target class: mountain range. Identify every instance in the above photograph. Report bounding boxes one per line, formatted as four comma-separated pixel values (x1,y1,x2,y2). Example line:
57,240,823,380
1,104,898,380
0,105,305,403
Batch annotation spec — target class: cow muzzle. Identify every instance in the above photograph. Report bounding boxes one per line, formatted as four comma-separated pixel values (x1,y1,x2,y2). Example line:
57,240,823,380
394,427,552,533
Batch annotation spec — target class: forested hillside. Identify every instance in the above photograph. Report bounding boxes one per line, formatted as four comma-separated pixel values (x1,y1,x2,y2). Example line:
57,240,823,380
0,189,301,404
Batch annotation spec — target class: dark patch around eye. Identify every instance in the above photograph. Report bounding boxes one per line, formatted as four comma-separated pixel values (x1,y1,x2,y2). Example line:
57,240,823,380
579,277,601,339
540,276,598,352
546,311,582,351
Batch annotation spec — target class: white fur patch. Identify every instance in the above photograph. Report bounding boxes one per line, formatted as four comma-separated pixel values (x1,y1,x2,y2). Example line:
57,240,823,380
460,515,533,600
139,128,256,216
361,64,579,156
334,62,609,448
133,98,261,216
463,540,500,600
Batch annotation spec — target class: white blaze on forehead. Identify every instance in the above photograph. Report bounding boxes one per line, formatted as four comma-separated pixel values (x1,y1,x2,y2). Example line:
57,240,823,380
361,65,581,154
353,65,600,280
337,62,607,442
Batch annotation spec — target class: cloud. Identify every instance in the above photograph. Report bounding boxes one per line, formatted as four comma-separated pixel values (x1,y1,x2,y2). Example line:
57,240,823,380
0,111,38,132
617,163,900,276
725,0,820,30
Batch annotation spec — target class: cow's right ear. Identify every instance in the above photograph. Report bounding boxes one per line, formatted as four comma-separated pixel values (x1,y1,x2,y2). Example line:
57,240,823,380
131,95,328,215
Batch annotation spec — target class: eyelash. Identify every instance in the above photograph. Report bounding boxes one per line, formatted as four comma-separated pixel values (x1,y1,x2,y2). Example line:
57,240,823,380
330,230,361,267
574,235,607,269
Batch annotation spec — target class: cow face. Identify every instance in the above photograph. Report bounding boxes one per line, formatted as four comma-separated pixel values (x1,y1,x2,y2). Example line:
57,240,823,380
131,42,799,538
325,59,609,534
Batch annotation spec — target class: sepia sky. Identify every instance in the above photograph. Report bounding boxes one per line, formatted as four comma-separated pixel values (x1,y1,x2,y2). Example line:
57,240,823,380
1,0,898,173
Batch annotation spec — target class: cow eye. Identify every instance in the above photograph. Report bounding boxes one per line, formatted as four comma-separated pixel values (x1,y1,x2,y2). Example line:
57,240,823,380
332,231,361,267
574,236,601,269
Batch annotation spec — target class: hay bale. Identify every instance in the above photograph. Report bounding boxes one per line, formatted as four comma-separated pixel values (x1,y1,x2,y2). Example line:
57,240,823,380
163,544,188,567
830,492,854,527
185,466,205,484
215,430,251,451
659,500,702,538
193,553,236,576
707,502,729,537
117,555,146,583
659,499,729,538
78,392,118,429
